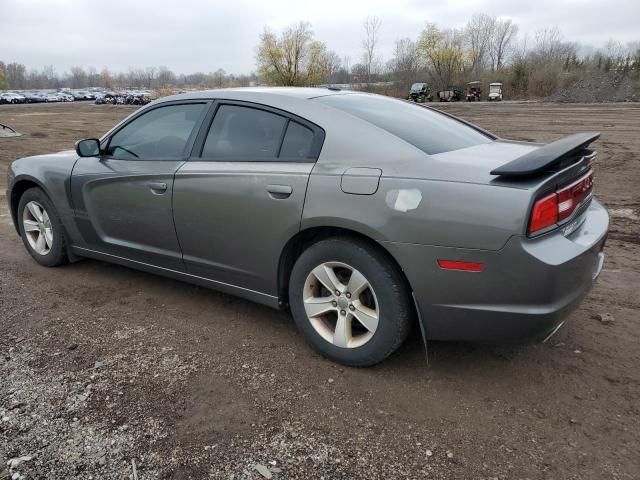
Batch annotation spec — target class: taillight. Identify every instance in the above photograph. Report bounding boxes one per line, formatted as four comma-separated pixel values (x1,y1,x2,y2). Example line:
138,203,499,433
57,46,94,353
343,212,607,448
529,193,558,233
528,171,594,235
557,172,594,221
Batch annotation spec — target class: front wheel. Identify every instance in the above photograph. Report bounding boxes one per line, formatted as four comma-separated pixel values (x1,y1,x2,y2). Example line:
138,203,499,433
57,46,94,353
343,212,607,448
289,237,412,366
18,188,68,267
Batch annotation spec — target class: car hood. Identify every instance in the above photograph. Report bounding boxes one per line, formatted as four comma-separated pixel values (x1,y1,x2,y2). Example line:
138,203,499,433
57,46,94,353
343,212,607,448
424,140,541,187
15,149,76,162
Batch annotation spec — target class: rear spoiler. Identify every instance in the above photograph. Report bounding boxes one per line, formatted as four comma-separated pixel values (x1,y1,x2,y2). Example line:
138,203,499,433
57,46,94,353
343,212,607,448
491,132,600,177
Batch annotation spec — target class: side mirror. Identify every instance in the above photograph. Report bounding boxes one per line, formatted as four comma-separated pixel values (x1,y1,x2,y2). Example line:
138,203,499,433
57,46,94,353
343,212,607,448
75,138,101,157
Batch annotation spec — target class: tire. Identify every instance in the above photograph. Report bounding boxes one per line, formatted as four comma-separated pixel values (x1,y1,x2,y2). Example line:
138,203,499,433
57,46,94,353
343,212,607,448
17,187,68,267
289,237,412,367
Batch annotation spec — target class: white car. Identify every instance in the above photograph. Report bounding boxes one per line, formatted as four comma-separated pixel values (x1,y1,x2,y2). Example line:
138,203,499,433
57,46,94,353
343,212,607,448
0,92,27,104
57,92,75,102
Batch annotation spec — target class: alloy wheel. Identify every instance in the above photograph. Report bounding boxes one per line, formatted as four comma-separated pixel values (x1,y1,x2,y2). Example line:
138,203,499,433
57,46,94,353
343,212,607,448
303,261,379,348
22,201,53,256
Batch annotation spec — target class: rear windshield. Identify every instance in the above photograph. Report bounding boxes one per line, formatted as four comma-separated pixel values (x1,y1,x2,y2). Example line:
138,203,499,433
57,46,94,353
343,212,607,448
314,93,493,155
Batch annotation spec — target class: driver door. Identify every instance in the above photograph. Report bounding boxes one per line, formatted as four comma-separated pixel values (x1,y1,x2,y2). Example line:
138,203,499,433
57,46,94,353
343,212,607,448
70,101,210,270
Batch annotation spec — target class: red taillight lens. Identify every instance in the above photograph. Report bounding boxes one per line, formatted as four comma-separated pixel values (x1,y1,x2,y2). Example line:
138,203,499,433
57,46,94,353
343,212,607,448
528,171,594,235
529,193,558,234
556,172,594,221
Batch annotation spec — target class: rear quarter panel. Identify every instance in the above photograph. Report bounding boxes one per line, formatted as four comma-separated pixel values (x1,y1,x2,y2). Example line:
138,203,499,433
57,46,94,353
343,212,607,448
303,174,530,250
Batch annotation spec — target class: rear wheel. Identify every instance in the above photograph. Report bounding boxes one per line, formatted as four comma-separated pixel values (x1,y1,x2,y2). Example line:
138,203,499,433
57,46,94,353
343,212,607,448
289,237,412,367
18,188,68,267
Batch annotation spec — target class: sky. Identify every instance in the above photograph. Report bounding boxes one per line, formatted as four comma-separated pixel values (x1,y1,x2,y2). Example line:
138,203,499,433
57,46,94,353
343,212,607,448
1,0,638,75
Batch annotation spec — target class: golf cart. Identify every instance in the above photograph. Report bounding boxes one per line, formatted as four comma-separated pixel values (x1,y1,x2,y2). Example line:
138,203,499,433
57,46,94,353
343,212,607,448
407,82,432,103
437,86,463,102
466,81,482,101
488,82,503,101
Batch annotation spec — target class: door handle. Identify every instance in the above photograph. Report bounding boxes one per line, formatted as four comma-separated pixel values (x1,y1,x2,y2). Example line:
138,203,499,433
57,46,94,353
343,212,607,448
148,182,167,193
267,184,292,199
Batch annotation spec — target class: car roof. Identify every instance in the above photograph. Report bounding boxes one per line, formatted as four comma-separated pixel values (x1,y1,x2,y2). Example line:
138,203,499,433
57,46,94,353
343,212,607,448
159,87,351,103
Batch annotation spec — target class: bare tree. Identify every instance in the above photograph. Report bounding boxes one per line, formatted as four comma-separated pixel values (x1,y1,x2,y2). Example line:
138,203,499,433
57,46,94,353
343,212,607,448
362,16,381,84
342,56,351,84
156,66,176,88
99,68,113,88
5,63,27,89
144,67,156,88
87,67,99,87
69,66,88,88
490,19,518,70
212,68,226,88
323,51,342,84
533,26,575,64
465,13,495,75
388,38,418,82
42,65,59,88
603,39,626,63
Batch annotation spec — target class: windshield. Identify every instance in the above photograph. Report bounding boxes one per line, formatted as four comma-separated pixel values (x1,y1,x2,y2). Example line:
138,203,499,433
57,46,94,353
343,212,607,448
314,93,493,155
490,85,502,93
410,83,425,92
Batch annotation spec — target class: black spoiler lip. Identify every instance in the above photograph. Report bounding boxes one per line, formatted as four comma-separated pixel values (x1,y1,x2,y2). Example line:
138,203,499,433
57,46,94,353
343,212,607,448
490,132,600,177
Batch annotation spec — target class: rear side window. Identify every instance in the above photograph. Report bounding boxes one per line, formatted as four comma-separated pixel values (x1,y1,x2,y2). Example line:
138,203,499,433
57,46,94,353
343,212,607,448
107,103,206,160
279,121,314,160
202,105,287,160
314,94,493,155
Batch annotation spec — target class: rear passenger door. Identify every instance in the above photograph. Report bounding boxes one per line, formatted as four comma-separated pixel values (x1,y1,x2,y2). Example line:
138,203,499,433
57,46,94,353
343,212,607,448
172,101,324,296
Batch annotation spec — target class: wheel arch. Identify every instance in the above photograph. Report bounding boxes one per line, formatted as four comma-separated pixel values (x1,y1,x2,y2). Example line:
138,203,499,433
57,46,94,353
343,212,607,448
277,225,416,310
10,176,81,263
9,176,50,234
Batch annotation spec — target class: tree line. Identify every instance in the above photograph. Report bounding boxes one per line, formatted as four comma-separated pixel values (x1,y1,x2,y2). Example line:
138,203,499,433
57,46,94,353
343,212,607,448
0,63,256,91
2,13,639,99
255,15,640,98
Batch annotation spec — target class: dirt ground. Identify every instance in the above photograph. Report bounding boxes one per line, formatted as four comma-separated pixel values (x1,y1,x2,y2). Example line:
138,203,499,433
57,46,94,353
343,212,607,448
0,101,638,480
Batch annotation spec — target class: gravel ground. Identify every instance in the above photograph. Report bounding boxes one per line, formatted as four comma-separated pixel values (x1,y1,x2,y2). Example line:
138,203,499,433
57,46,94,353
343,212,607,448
545,70,640,103
0,101,639,479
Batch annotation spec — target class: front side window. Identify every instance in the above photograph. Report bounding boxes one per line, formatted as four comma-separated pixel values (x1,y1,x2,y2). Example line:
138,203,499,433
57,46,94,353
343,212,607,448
106,103,206,160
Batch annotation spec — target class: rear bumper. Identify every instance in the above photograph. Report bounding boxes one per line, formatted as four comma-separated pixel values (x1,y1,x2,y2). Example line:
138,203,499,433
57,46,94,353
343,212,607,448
384,198,609,342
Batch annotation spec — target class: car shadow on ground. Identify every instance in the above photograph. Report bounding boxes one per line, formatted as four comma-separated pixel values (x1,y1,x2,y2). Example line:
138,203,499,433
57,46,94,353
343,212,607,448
61,256,545,377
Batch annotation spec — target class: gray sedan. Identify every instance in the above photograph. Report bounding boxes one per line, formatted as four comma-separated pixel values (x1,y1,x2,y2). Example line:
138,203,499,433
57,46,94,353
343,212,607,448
6,88,609,366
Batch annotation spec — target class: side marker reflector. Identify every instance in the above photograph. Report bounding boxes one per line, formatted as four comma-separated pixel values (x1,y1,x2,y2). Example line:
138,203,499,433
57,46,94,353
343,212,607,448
437,260,484,272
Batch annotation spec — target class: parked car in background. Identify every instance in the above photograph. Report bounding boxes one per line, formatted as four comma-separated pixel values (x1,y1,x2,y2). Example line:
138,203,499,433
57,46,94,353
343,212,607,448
488,82,504,101
44,92,62,102
95,92,117,104
22,92,47,103
6,88,608,366
70,91,85,100
406,83,432,103
0,92,27,104
57,92,75,102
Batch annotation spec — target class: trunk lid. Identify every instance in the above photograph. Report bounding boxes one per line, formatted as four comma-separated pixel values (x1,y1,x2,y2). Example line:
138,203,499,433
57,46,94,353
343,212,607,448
427,137,596,191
